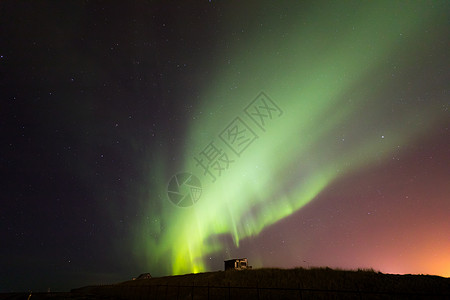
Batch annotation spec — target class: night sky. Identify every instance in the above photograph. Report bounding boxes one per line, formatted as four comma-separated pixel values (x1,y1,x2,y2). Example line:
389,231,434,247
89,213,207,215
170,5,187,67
1,0,449,293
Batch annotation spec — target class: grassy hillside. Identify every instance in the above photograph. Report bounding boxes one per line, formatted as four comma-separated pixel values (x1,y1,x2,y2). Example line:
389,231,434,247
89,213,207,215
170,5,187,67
70,267,450,299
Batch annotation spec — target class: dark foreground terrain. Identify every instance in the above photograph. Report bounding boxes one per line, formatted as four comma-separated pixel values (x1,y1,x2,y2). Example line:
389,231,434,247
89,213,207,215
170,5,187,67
2,268,450,299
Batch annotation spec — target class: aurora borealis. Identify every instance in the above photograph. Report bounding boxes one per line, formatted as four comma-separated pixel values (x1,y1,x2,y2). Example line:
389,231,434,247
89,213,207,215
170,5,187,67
1,0,449,292
134,1,449,277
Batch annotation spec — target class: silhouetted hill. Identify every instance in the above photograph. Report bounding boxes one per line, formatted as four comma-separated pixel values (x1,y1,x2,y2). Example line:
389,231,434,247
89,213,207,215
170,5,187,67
72,267,450,299
2,267,449,299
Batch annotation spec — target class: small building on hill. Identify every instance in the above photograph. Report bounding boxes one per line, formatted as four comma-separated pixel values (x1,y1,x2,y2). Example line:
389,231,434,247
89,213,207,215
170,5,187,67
135,273,152,280
224,258,251,270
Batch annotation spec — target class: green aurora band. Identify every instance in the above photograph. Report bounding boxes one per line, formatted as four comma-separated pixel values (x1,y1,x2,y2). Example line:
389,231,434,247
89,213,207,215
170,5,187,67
134,2,448,275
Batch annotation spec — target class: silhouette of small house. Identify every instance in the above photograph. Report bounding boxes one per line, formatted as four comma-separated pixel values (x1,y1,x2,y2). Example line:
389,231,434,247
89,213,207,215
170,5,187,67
136,273,152,280
224,258,251,270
